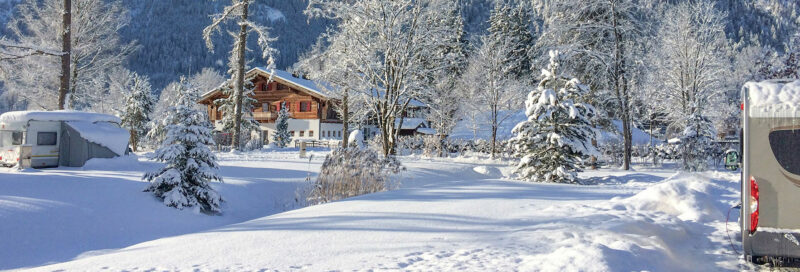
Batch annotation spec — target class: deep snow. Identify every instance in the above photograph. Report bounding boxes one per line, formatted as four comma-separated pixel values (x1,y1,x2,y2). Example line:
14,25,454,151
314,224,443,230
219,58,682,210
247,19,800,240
0,149,750,271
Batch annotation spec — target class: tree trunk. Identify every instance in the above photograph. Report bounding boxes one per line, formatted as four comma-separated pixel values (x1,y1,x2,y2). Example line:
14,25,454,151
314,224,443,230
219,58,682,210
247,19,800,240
611,1,632,170
231,0,249,150
491,115,497,159
622,116,632,170
130,130,138,152
57,0,71,110
341,93,349,148
650,118,657,166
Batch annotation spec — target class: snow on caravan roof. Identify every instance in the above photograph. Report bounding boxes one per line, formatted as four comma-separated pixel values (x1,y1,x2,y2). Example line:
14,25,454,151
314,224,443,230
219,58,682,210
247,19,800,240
0,111,121,130
746,80,800,118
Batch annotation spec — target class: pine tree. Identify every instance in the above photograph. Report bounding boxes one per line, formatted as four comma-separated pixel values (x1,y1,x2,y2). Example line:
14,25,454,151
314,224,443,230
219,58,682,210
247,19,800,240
680,111,717,172
120,72,155,152
272,101,292,148
214,79,259,147
143,77,223,214
510,51,597,184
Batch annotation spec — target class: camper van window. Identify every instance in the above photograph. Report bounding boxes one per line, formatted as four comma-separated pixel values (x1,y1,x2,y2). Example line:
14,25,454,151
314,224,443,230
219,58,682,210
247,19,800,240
0,131,22,146
37,132,57,146
769,129,800,175
12,131,22,145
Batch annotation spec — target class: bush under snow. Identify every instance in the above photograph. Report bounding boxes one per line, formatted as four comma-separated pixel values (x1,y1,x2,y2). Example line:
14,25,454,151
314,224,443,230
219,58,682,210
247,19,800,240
304,148,403,205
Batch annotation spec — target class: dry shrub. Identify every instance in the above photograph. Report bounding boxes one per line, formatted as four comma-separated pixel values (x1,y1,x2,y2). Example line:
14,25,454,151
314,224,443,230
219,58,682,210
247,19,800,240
305,147,403,205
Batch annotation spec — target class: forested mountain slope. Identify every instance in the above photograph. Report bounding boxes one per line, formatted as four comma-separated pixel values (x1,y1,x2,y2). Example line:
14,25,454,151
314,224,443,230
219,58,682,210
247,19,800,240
0,0,797,98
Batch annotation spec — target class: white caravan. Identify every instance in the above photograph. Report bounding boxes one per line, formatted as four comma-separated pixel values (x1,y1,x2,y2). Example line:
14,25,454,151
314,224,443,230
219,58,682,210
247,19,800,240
0,111,129,168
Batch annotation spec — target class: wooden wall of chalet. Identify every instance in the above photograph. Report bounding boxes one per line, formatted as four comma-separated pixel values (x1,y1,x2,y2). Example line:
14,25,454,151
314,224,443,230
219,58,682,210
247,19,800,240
203,74,339,123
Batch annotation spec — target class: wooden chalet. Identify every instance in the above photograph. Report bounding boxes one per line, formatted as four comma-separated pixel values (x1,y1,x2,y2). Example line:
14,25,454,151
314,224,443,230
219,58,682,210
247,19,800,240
198,68,344,143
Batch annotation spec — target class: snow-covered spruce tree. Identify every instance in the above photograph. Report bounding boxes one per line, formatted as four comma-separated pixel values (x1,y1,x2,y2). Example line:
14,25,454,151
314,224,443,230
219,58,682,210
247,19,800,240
271,102,292,148
534,0,649,171
144,77,223,214
119,72,156,152
203,0,277,150
213,80,259,148
680,111,716,172
510,51,597,184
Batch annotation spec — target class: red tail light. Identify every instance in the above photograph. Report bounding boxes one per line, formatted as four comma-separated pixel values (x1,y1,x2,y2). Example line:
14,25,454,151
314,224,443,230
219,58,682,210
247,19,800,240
750,176,759,234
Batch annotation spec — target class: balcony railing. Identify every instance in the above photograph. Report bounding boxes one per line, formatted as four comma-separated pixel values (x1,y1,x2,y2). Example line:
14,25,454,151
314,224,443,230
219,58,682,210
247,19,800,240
248,111,278,121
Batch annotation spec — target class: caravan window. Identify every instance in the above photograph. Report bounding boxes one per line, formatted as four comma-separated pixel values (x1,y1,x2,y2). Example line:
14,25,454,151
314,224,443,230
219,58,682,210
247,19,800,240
37,132,57,146
0,131,23,146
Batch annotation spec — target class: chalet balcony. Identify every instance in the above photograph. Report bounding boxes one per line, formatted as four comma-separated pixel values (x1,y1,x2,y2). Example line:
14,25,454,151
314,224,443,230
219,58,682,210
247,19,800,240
247,111,278,122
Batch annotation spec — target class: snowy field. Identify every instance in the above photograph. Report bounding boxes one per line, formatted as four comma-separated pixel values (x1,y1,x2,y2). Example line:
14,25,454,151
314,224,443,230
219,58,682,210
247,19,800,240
0,149,752,271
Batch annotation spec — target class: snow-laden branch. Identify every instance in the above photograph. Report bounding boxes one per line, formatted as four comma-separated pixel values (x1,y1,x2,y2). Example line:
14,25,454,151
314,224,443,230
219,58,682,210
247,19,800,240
0,39,64,61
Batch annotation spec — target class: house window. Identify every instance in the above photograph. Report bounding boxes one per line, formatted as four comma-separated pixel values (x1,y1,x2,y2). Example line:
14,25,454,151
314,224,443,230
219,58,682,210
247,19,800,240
261,83,268,92
337,131,341,138
278,102,290,111
309,130,314,137
290,131,295,136
299,131,305,137
277,83,287,90
300,101,311,112
37,132,57,146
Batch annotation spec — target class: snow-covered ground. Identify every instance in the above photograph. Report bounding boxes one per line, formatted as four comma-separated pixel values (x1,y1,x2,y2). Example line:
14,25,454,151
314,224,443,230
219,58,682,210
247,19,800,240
0,149,750,271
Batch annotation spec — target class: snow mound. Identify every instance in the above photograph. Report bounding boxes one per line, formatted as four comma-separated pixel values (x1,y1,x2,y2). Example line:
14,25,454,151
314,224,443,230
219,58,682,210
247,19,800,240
81,155,141,170
473,166,501,177
746,80,800,117
66,121,130,155
612,172,724,222
0,110,121,130
348,130,364,148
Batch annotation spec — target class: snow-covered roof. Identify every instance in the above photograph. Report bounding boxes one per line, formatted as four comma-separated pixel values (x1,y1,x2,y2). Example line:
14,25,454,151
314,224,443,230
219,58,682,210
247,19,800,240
201,68,331,102
416,127,437,135
746,79,800,118
66,121,129,155
256,67,332,98
0,111,121,130
396,118,427,130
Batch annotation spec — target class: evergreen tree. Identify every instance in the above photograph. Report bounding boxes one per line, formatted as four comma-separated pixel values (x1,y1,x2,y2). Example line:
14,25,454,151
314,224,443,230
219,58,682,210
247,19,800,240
144,77,223,214
214,79,260,147
510,51,597,184
488,0,534,81
680,110,717,172
272,101,292,148
120,72,156,152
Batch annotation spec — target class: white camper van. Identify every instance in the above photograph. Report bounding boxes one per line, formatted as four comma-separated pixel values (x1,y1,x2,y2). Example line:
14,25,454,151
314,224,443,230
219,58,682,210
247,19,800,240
0,111,129,168
741,79,800,265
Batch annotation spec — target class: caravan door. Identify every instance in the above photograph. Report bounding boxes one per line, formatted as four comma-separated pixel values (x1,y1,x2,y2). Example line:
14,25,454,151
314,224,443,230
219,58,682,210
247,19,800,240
27,120,60,168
